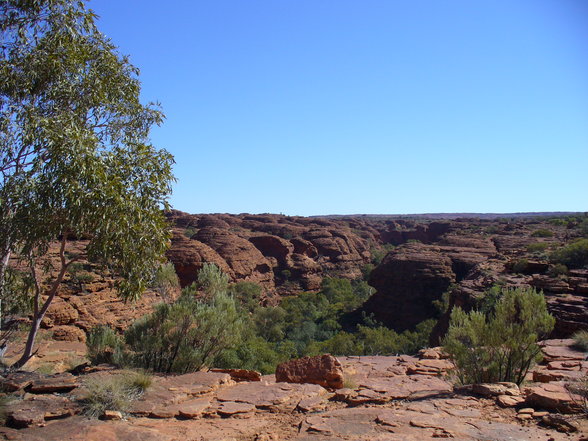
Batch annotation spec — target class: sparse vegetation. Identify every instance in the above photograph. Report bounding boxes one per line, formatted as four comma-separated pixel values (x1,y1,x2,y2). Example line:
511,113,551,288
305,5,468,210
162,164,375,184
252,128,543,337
565,376,588,415
527,242,549,253
442,286,555,385
81,371,150,418
531,229,554,238
511,258,529,274
571,330,588,352
548,263,569,277
151,262,180,302
86,326,125,366
197,263,230,298
550,239,588,269
68,263,95,292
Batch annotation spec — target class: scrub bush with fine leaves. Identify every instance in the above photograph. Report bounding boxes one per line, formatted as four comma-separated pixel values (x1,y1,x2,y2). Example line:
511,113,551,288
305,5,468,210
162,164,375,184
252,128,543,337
442,286,554,385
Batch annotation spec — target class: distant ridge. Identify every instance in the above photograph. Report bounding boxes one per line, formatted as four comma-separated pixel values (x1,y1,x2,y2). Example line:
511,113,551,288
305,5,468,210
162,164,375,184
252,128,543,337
314,212,583,220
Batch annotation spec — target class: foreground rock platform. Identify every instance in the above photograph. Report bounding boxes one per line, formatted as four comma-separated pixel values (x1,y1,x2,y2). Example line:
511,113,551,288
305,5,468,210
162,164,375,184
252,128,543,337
1,342,587,440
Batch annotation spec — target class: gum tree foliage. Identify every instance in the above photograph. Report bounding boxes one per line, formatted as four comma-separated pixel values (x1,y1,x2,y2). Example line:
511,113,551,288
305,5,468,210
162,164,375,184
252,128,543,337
0,0,174,368
442,287,555,385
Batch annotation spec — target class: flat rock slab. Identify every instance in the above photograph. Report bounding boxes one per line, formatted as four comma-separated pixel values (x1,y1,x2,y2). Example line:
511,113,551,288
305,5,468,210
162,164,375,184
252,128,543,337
296,402,570,441
28,373,78,393
215,401,256,417
338,356,415,379
176,397,212,419
130,371,231,416
0,417,173,441
5,395,80,428
356,374,452,401
540,339,586,362
0,372,41,392
216,381,327,410
524,381,582,413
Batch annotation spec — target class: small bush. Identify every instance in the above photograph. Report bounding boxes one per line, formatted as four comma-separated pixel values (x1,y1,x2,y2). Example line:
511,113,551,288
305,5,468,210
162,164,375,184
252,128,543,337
548,263,568,277
197,263,229,298
342,376,358,389
565,376,588,415
184,227,197,238
81,373,146,418
442,287,555,385
86,326,125,366
229,281,262,313
550,239,588,269
531,229,554,238
511,258,529,274
572,330,588,352
124,292,243,373
527,242,549,253
151,262,180,302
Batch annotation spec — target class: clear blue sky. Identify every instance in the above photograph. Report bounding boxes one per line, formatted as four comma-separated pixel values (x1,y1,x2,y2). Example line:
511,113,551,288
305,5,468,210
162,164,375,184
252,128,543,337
89,0,587,216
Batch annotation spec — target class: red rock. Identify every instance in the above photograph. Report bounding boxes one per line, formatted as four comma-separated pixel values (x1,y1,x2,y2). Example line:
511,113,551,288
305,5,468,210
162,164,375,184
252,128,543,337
210,368,262,382
5,395,80,428
216,401,256,417
275,354,344,389
496,394,525,408
51,325,86,342
524,382,582,413
358,243,456,332
540,339,586,362
28,373,78,393
0,372,40,392
43,298,79,327
101,410,122,420
472,382,520,397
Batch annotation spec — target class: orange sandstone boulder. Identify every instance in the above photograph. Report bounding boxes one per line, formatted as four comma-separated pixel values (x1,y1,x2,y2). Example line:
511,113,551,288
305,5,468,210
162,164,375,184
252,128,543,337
275,354,344,389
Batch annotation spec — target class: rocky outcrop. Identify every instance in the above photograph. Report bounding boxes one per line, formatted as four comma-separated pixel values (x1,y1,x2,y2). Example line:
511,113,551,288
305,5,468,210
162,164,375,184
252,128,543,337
358,243,456,331
3,345,584,440
165,211,375,296
275,354,344,389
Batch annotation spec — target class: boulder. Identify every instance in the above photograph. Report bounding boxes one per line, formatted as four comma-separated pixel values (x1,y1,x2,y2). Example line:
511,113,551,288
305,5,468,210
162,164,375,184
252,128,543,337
523,382,581,413
275,354,344,389
472,382,520,398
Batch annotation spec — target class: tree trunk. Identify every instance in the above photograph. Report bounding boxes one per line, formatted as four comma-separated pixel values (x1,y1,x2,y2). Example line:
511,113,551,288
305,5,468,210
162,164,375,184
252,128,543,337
11,235,72,369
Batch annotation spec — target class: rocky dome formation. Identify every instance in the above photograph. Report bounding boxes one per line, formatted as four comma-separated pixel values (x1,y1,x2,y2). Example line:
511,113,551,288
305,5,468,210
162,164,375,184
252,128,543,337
359,243,456,332
165,211,376,296
13,213,586,343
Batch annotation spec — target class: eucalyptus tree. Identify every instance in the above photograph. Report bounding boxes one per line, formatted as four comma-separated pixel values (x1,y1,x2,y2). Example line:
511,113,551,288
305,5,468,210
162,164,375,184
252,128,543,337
0,0,175,368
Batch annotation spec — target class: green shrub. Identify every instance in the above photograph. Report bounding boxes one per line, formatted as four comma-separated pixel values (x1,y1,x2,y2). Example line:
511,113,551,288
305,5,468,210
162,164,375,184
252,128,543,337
550,239,588,269
548,263,568,277
531,229,554,238
127,370,153,392
360,263,375,280
527,242,549,253
86,326,125,366
370,244,395,265
124,292,243,373
229,281,263,313
572,330,588,352
511,258,529,274
151,262,180,302
548,218,567,227
442,287,555,385
197,263,229,298
184,227,197,238
81,372,147,418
